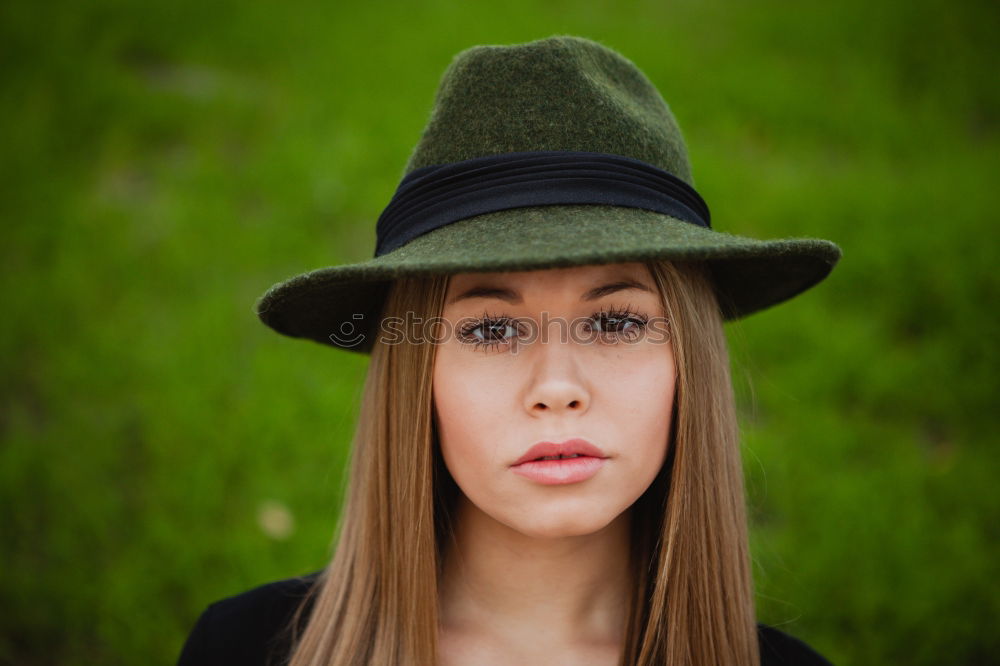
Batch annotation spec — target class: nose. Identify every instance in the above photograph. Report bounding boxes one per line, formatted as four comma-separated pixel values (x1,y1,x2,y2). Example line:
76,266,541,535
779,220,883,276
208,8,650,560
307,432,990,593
522,338,590,416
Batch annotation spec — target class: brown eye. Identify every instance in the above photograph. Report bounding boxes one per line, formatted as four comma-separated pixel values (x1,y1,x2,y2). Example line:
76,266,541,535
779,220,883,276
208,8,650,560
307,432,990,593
458,314,522,351
589,308,648,342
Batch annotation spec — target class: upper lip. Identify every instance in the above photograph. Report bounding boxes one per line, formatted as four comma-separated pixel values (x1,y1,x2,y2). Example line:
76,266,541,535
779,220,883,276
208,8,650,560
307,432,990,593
512,438,608,466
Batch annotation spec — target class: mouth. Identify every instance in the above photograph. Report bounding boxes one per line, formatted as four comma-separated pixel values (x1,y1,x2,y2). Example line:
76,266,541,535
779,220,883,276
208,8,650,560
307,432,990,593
511,438,608,467
509,440,609,485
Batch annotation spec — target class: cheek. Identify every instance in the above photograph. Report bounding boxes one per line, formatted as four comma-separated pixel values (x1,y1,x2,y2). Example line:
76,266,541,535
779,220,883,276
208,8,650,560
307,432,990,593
432,348,511,487
609,348,676,476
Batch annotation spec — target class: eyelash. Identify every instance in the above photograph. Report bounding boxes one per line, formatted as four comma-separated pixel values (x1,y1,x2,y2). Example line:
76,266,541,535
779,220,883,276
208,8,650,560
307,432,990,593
457,304,650,352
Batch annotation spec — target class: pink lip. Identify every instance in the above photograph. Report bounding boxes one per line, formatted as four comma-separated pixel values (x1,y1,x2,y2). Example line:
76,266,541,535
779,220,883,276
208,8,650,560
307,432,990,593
510,438,609,485
512,438,608,466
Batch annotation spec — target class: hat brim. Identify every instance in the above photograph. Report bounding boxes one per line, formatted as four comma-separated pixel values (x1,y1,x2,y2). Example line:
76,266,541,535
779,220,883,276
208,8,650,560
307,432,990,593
255,205,841,353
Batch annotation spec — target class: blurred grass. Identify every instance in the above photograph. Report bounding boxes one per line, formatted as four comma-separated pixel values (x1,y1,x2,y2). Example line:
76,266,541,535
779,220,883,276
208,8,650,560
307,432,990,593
1,0,997,663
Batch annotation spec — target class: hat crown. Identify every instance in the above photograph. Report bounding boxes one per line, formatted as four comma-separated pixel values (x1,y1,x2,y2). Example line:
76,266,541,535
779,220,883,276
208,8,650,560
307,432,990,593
404,36,694,185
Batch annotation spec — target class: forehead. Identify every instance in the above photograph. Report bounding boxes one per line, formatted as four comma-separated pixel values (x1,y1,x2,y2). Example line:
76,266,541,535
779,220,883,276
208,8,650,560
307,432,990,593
444,262,656,302
448,262,652,293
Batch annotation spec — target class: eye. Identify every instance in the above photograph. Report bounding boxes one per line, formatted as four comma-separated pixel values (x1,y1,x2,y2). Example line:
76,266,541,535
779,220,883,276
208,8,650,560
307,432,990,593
587,306,649,343
457,312,524,352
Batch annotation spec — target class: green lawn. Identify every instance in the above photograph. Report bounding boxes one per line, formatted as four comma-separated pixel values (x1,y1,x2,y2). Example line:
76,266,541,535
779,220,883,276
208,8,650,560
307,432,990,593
2,0,997,663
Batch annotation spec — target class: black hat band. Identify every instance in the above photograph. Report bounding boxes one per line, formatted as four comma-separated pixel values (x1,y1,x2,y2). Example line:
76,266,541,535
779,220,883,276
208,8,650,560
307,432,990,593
374,150,712,257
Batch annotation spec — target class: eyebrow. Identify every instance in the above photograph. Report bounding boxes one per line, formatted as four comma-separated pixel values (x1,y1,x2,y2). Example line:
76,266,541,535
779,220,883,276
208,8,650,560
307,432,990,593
446,278,654,305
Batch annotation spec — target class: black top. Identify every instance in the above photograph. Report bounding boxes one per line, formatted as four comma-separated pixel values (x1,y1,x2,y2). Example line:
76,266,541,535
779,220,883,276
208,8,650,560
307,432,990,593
177,572,833,665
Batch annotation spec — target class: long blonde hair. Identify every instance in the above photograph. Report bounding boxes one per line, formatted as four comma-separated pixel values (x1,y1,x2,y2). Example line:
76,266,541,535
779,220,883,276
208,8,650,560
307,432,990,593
281,259,759,666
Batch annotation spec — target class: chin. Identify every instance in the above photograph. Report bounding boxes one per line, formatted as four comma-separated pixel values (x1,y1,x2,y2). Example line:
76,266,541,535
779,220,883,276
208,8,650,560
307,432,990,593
504,509,619,539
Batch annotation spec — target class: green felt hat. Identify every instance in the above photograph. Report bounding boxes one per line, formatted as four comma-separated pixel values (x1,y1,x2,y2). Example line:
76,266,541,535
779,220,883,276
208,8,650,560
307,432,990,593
255,35,841,354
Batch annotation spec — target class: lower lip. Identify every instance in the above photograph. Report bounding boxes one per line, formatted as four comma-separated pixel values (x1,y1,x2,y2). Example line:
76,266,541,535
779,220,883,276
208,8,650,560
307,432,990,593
510,456,606,485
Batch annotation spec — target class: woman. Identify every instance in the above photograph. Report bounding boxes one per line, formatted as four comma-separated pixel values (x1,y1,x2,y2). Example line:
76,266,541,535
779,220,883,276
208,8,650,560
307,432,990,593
179,36,840,665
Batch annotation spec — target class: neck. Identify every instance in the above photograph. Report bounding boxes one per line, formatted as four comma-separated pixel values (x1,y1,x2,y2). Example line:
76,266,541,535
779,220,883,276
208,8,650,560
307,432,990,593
438,493,632,647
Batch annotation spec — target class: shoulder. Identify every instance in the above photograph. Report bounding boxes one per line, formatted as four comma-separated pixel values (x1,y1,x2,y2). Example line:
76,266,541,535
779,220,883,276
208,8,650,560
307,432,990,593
177,571,322,666
757,623,834,666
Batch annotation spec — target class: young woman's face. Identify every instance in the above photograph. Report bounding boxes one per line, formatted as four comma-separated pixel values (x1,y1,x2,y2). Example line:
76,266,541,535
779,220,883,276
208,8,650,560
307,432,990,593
432,262,676,538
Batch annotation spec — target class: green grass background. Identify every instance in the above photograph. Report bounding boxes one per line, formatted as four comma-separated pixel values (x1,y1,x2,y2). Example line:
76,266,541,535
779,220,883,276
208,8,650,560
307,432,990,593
2,0,997,663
